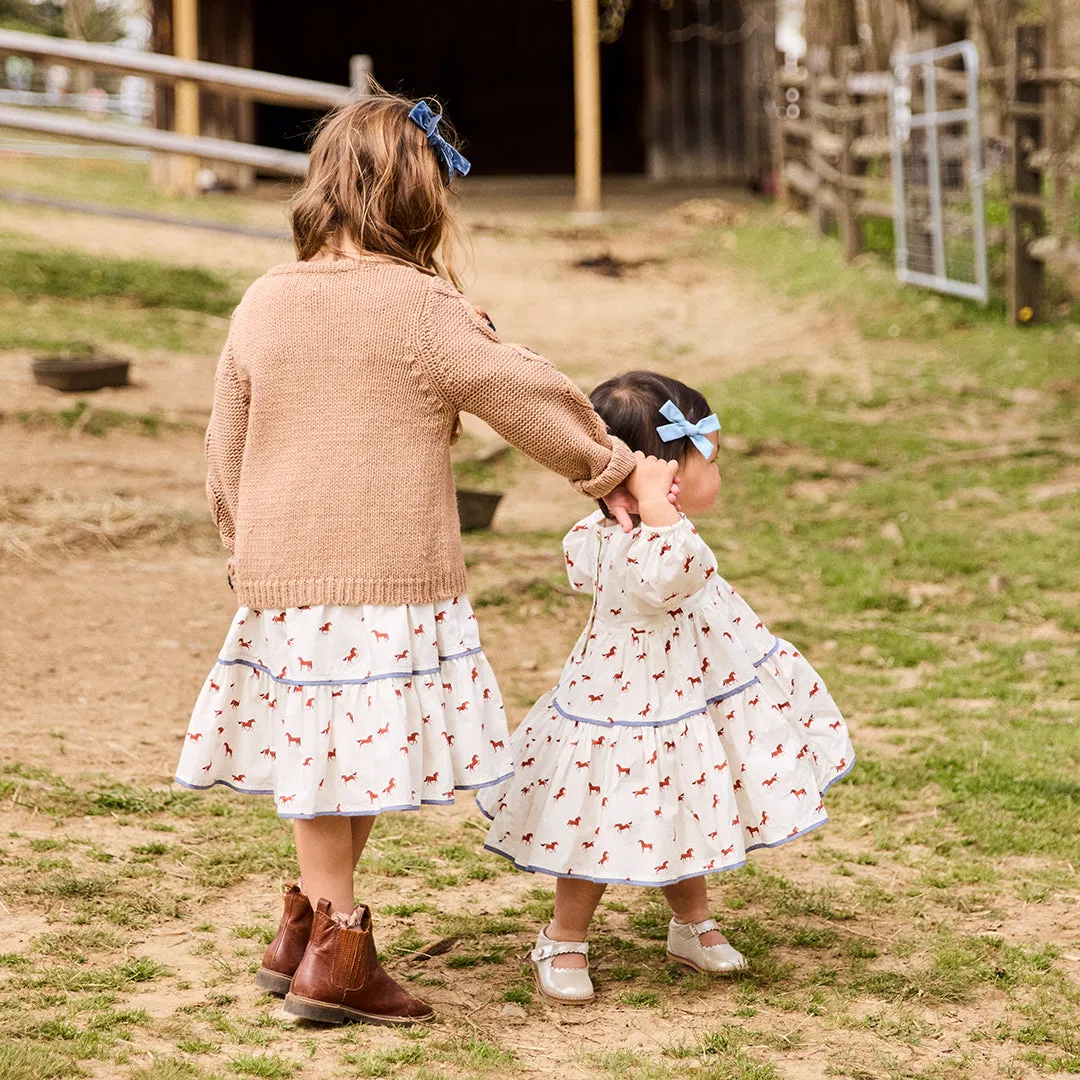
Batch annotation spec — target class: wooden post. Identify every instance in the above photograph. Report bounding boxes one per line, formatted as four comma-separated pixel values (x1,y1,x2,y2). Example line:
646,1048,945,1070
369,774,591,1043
1045,0,1067,237
773,57,788,203
1008,23,1045,325
197,0,255,191
643,0,664,180
837,45,862,261
350,54,373,96
807,47,828,235
171,0,199,194
572,0,602,218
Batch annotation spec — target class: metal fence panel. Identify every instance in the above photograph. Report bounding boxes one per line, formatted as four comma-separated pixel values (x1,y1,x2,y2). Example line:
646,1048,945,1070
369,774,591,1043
890,40,989,303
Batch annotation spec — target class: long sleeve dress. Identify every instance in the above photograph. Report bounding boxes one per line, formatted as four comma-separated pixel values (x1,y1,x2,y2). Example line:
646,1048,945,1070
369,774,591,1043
477,511,855,886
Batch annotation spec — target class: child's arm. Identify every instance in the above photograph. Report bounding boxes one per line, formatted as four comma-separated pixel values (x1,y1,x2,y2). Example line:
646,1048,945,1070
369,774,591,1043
418,281,635,499
620,453,716,606
204,338,249,555
624,518,717,607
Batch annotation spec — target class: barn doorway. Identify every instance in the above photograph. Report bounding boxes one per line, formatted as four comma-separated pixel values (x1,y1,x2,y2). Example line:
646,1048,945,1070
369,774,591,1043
251,0,646,175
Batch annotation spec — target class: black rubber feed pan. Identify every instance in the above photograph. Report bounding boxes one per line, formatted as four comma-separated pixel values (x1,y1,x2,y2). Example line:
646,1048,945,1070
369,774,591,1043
456,490,502,531
32,356,130,392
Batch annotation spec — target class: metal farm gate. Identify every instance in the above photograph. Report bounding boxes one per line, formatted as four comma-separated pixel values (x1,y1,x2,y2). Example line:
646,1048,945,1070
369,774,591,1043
890,40,988,303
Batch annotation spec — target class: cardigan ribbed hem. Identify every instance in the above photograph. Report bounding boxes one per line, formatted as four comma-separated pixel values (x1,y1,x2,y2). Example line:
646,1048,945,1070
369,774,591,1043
209,264,636,604
233,570,470,609
572,437,636,498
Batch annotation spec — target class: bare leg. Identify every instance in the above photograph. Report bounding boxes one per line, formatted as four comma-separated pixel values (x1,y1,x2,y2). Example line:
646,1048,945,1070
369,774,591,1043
547,879,607,969
293,817,355,913
350,816,375,869
661,876,724,946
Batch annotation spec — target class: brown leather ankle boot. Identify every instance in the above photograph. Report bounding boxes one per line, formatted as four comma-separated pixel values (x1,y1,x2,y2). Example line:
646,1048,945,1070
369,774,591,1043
255,884,313,996
283,900,434,1025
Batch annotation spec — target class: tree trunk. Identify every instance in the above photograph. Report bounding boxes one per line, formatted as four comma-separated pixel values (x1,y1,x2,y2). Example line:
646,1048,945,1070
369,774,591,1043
805,0,859,64
64,0,95,92
63,0,95,40
910,0,970,34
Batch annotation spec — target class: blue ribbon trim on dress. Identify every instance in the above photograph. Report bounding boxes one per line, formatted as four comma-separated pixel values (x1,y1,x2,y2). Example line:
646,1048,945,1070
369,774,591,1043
174,768,514,819
546,636,781,729
818,753,856,795
480,841,749,887
549,675,762,729
479,796,850,887
755,638,780,666
211,646,482,687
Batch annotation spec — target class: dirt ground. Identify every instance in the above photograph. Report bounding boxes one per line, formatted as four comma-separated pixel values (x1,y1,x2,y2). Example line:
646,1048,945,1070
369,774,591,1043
0,184,861,774
2,184,1077,1080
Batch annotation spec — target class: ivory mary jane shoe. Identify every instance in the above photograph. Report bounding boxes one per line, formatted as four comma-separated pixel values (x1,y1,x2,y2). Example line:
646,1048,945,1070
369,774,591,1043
666,918,747,975
530,928,595,1005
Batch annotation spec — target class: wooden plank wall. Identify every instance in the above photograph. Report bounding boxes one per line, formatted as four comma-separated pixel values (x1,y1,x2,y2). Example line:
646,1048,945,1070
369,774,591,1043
645,0,771,183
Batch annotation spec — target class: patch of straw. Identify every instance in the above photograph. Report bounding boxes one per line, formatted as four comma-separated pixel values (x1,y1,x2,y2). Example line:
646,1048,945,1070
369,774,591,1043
0,488,202,566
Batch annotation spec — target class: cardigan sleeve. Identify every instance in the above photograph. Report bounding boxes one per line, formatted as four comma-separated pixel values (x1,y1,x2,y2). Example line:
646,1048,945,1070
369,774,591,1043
204,336,249,554
418,281,635,498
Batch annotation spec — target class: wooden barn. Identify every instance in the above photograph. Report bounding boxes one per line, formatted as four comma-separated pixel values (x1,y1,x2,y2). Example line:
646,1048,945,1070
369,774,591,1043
151,0,775,187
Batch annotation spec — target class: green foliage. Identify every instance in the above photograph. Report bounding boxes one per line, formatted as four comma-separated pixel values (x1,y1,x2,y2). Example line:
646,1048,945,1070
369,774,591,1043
226,1053,293,1078
0,247,239,315
14,401,173,438
0,0,121,40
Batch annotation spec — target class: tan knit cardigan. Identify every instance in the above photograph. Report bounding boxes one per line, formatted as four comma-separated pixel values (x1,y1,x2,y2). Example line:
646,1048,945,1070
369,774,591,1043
205,258,635,608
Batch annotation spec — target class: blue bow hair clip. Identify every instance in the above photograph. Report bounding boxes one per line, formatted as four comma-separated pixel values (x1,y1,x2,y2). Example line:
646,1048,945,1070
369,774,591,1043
408,101,471,182
656,399,721,459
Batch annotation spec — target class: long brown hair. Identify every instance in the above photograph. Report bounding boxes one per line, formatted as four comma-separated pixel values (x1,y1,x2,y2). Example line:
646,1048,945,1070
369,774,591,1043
290,91,464,288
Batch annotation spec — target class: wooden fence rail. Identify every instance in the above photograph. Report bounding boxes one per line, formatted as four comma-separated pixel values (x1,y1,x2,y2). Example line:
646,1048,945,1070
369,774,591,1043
0,29,367,186
0,28,354,109
0,104,309,175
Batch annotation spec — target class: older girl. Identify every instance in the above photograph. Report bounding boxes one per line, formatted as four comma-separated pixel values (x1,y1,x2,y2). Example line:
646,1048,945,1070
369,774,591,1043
175,94,638,1025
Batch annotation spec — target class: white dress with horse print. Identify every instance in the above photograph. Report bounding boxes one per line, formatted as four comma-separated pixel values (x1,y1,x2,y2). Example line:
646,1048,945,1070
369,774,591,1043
477,511,855,886
175,597,513,819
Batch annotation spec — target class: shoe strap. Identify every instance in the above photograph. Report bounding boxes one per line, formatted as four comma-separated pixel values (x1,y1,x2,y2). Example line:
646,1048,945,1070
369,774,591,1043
531,940,589,962
680,918,719,937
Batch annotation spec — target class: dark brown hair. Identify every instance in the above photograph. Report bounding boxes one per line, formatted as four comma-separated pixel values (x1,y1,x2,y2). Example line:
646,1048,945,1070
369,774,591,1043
290,91,463,287
590,371,714,462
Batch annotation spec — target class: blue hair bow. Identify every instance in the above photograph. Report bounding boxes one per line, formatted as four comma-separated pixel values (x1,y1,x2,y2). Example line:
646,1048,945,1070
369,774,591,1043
408,101,471,182
656,399,721,459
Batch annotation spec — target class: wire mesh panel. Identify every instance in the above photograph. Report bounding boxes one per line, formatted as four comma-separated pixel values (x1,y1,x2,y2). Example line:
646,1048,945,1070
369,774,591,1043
890,41,988,303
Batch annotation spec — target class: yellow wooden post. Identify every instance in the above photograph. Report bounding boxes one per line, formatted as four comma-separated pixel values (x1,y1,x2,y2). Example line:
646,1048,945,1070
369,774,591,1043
172,0,199,193
572,0,602,218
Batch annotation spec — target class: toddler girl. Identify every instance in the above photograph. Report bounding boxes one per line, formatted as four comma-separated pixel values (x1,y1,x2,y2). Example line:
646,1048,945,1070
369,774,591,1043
479,371,855,1003
174,94,641,1025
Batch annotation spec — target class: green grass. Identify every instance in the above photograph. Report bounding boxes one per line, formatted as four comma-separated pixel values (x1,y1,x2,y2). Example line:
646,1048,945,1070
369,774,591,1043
0,1040,86,1080
0,294,231,354
341,1044,427,1077
13,400,192,438
0,151,278,226
0,245,241,315
0,229,245,357
227,1053,293,1078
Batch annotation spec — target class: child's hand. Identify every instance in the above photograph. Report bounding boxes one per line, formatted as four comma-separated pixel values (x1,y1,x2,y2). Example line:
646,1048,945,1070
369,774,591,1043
606,453,681,531
627,452,681,526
